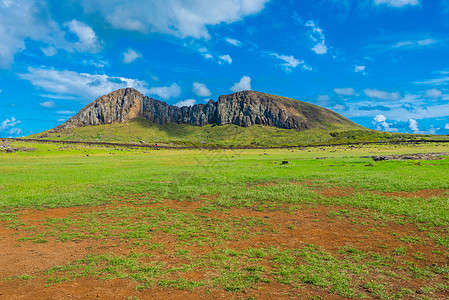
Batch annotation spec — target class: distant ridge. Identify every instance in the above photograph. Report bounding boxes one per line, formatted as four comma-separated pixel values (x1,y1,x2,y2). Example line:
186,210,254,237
55,88,361,132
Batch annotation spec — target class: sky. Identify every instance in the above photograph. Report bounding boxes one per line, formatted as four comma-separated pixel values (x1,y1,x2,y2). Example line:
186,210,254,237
1,0,449,137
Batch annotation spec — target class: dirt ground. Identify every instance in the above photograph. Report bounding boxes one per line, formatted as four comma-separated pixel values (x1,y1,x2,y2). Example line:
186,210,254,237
1,184,449,299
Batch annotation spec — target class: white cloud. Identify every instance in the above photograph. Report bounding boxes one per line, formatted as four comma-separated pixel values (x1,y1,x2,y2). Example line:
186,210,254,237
41,45,57,56
8,128,23,135
57,110,76,115
354,65,366,74
0,117,20,130
0,1,60,68
374,0,420,7
393,38,437,49
175,99,196,107
230,76,251,92
0,116,22,136
417,38,436,46
0,1,101,68
148,83,181,100
78,0,270,39
312,42,328,55
305,20,328,55
57,118,67,122
408,118,419,131
219,54,232,64
193,82,211,97
123,49,142,64
198,47,213,60
40,94,77,100
445,123,449,130
333,104,345,110
270,53,311,72
392,41,414,48
39,101,56,108
372,114,395,131
317,95,330,102
364,89,400,100
425,88,443,98
374,114,387,123
63,20,101,53
83,59,108,68
19,67,150,101
414,76,449,85
334,88,355,96
225,37,242,47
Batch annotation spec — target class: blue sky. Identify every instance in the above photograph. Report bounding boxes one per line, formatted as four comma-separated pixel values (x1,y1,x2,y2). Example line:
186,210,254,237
1,0,449,137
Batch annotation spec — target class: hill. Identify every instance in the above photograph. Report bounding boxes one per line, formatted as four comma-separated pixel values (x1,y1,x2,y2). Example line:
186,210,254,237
28,88,430,147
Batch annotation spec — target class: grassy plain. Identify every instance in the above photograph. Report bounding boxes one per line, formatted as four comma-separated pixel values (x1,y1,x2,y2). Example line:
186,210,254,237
1,140,449,299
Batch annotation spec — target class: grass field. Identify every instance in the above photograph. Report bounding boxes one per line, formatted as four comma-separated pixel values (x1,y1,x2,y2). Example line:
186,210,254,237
1,140,449,299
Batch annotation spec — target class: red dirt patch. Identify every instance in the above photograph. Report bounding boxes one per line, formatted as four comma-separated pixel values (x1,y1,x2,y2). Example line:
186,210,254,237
374,189,449,199
1,198,449,299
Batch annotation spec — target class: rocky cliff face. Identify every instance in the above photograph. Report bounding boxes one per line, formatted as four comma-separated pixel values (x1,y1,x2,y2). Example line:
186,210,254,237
55,88,356,131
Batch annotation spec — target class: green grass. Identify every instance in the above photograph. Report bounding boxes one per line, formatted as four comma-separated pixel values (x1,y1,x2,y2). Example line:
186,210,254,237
2,140,449,298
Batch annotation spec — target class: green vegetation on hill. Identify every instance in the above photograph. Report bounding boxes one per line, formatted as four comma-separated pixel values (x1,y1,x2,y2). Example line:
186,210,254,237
27,117,439,147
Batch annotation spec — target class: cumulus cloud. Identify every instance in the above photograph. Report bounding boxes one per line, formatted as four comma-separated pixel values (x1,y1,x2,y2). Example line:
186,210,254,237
63,20,101,52
374,0,420,7
192,82,211,97
425,88,443,98
122,49,142,64
0,1,59,68
39,101,56,108
312,42,328,55
408,118,419,131
198,47,213,60
19,67,150,101
225,37,242,47
175,99,196,107
270,53,312,72
334,88,355,96
364,89,400,100
219,54,232,64
78,0,270,39
372,114,394,131
354,65,366,75
0,1,102,68
305,20,328,55
230,76,251,92
148,83,181,100
0,117,22,136
445,123,449,130
0,116,20,130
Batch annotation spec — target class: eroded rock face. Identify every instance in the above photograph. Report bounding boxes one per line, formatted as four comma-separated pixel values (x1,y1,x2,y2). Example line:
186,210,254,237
55,88,354,131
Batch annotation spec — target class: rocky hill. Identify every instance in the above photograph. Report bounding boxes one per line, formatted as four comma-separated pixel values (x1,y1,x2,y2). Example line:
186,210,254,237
55,88,360,132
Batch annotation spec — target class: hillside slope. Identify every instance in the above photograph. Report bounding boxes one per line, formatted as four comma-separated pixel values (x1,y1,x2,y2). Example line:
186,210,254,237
54,88,362,132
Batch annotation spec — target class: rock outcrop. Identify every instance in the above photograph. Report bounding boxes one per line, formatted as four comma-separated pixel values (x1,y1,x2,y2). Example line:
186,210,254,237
55,88,358,131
